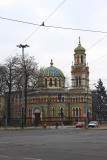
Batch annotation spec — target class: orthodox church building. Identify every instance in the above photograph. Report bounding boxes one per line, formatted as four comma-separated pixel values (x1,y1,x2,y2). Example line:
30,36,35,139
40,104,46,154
26,37,92,124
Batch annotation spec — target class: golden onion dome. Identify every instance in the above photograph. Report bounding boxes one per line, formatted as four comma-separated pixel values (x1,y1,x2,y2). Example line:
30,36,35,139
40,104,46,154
74,37,85,53
42,59,64,77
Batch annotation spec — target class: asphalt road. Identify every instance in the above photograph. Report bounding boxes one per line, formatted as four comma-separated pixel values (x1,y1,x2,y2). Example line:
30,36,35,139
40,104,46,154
0,127,107,160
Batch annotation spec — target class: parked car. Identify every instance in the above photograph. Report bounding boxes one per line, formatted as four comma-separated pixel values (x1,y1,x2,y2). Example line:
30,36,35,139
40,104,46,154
76,122,85,128
88,121,98,128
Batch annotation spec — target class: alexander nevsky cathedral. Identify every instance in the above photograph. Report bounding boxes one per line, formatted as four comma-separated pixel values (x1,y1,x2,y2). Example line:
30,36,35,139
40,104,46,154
20,37,91,125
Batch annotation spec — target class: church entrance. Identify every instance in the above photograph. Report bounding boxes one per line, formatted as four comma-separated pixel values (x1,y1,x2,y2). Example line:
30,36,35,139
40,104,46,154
35,113,40,122
33,107,41,125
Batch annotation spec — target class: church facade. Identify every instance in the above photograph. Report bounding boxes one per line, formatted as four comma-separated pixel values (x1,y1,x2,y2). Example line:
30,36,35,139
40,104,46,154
26,37,92,124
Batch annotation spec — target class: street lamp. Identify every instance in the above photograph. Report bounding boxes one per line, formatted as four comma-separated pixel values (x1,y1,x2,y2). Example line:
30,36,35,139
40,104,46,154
17,44,29,129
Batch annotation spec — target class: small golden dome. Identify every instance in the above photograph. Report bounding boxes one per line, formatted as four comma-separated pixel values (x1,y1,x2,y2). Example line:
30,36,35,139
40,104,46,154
74,37,85,53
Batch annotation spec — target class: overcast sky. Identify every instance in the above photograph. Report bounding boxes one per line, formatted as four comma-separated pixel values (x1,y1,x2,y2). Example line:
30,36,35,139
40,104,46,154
0,0,107,89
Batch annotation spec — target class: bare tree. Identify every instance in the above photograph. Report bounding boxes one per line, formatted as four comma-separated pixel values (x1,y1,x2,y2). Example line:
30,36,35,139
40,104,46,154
24,55,38,123
0,65,8,117
0,54,42,124
13,54,39,123
37,67,45,88
0,56,20,122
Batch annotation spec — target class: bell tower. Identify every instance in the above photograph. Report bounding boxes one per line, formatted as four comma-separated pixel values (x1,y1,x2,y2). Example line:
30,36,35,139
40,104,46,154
71,37,89,89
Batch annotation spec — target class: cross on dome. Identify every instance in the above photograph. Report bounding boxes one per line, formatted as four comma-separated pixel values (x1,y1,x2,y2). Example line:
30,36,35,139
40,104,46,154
78,36,81,46
79,36,81,44
50,59,53,66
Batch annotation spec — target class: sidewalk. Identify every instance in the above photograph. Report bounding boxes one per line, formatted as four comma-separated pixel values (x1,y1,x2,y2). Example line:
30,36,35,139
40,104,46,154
0,125,107,131
0,125,75,130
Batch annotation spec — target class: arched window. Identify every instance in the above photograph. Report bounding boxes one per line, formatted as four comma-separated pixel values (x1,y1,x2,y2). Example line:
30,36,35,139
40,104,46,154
50,78,52,86
44,97,46,102
71,98,72,102
45,78,47,87
73,97,75,102
73,108,75,117
79,77,81,86
81,97,83,102
60,108,64,118
52,108,55,117
60,108,63,114
77,55,79,63
76,97,78,102
55,97,58,102
29,108,31,117
33,98,35,103
55,78,57,87
76,77,81,87
59,79,61,87
41,98,43,102
81,55,83,63
79,108,81,117
76,108,78,117
76,77,78,86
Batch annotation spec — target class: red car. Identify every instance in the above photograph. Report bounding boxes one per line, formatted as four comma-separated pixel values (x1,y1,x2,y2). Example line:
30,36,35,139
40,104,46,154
76,122,85,128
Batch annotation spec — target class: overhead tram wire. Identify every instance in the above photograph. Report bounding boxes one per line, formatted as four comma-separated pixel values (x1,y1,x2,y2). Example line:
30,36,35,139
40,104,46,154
87,34,107,51
43,0,66,22
44,25,107,34
23,0,67,44
1,16,107,34
0,0,66,64
0,16,40,26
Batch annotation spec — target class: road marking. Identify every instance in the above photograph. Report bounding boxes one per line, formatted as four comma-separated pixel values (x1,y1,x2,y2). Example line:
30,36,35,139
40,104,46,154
24,158,42,160
0,155,9,158
0,142,9,143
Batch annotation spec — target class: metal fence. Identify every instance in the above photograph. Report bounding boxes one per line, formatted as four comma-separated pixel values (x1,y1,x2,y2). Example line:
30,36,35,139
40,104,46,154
0,117,73,127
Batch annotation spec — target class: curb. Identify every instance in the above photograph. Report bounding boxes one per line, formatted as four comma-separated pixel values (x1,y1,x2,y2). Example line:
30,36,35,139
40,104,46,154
0,126,107,131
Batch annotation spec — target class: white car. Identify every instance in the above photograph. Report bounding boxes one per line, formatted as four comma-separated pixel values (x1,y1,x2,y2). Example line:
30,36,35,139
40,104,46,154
88,121,98,128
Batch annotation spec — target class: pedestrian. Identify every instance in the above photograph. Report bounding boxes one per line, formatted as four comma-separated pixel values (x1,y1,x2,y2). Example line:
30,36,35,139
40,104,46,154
56,121,58,129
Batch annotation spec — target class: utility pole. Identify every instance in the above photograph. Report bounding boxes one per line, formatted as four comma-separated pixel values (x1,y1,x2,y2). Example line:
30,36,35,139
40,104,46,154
17,44,29,129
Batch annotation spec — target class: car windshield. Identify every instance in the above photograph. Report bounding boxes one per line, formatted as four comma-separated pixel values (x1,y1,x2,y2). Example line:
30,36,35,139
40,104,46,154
77,122,83,124
89,121,96,124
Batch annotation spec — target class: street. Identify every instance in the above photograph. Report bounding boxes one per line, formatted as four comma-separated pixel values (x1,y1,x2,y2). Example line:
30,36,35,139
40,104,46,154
0,127,107,160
